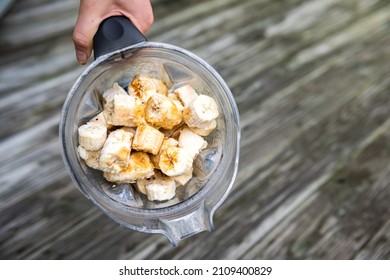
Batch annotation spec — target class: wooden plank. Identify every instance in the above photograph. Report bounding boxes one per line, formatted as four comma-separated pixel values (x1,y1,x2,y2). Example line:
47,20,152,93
0,0,389,260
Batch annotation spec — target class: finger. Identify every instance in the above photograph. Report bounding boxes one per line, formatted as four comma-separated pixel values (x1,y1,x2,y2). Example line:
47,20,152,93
121,0,154,34
73,3,102,64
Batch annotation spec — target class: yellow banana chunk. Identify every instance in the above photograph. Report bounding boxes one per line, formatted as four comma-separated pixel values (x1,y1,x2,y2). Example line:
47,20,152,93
188,119,217,136
77,145,101,170
145,171,176,201
174,85,198,107
159,146,193,177
78,122,107,151
99,128,133,173
183,95,219,128
104,152,154,183
150,137,179,169
129,74,168,102
178,128,208,159
173,167,193,187
102,82,127,104
105,94,145,127
132,124,164,155
145,94,183,130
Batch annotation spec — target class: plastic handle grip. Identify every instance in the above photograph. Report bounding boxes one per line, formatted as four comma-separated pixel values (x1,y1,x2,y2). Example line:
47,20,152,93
93,16,147,59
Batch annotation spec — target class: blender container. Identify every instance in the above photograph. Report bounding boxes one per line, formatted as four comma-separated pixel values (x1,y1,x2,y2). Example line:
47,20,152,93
60,17,240,245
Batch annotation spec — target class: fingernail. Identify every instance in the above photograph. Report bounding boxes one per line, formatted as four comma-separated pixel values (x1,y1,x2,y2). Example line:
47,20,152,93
76,50,87,64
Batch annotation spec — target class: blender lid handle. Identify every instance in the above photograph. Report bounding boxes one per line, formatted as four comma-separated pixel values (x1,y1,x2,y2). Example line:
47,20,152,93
93,16,148,60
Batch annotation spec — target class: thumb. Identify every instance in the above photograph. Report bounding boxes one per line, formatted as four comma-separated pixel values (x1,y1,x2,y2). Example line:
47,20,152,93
73,13,101,64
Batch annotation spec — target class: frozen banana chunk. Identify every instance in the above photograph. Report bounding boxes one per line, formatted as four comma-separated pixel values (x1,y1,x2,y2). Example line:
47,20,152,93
178,128,207,159
135,177,149,195
188,119,217,136
150,137,179,169
102,82,128,104
145,94,183,130
105,94,145,127
104,152,154,183
78,122,107,151
174,85,198,107
138,170,176,201
145,171,176,201
99,128,133,173
159,146,193,177
129,74,168,102
132,124,164,155
183,95,219,128
88,111,112,129
77,145,101,170
173,167,193,187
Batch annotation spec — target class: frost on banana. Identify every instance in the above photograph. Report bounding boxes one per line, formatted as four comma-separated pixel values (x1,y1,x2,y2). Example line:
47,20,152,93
77,77,219,202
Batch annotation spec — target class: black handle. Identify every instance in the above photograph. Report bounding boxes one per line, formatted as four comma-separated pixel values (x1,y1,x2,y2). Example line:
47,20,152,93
93,16,147,59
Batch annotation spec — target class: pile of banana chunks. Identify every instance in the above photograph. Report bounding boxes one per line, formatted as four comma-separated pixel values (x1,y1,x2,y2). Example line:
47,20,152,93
77,74,219,201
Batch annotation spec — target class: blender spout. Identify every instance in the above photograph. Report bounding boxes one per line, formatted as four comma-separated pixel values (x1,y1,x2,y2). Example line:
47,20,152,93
159,201,214,246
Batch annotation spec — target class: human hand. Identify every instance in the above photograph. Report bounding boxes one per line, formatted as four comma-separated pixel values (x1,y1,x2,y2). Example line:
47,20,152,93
73,0,154,64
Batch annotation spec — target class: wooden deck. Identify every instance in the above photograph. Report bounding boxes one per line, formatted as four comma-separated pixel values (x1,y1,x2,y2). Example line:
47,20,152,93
0,0,389,259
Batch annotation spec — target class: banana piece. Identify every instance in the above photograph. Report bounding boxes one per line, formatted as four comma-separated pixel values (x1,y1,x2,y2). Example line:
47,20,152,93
188,119,217,136
99,128,133,173
77,145,101,170
178,128,208,159
159,146,193,177
132,124,165,155
150,137,179,169
88,111,106,125
153,78,169,96
135,178,149,195
129,74,168,102
168,92,179,101
137,171,176,201
104,152,155,183
145,171,176,201
78,122,107,151
174,85,198,107
183,94,219,128
105,94,145,127
123,127,136,136
102,82,127,104
145,94,183,130
173,167,193,186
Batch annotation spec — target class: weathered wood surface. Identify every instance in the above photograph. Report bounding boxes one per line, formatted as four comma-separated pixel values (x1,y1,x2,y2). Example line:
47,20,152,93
0,0,389,259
